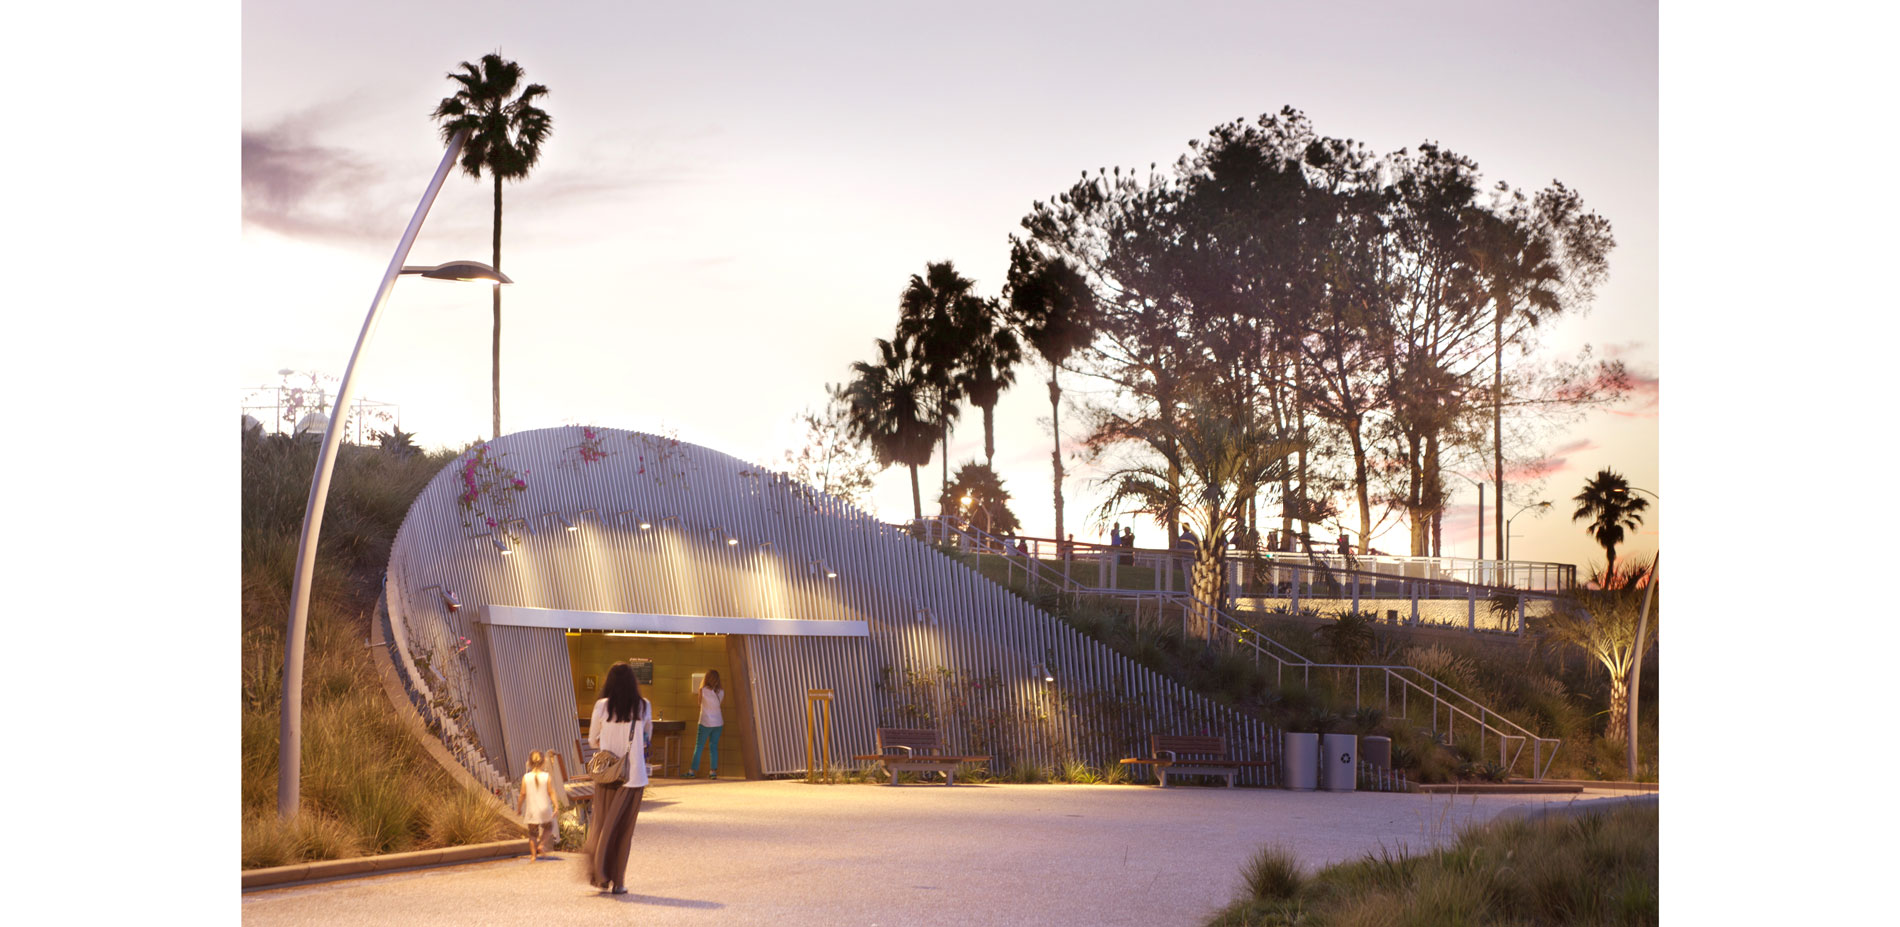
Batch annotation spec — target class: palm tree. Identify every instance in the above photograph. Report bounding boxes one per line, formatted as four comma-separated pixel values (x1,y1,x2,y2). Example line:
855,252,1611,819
433,53,552,440
895,261,979,496
844,336,940,522
937,462,1021,537
1571,468,1648,586
1005,241,1097,554
954,297,1022,469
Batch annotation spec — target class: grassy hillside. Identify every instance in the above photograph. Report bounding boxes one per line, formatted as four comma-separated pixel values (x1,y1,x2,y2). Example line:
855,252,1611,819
956,551,1657,783
240,428,514,868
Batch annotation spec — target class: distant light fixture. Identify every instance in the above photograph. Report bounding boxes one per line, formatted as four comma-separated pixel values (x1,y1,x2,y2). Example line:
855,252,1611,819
605,631,694,639
726,535,739,546
757,541,774,554
1037,662,1055,683
492,537,511,554
639,519,653,530
557,514,577,532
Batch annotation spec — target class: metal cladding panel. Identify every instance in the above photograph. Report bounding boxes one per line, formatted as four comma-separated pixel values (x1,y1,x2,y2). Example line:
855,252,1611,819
742,636,876,775
482,623,585,779
385,426,1281,787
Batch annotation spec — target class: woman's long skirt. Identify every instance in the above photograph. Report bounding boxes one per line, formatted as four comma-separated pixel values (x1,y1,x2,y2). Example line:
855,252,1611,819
581,781,645,890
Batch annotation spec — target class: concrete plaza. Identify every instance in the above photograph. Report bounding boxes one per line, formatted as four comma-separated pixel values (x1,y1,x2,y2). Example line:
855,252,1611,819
242,778,1643,927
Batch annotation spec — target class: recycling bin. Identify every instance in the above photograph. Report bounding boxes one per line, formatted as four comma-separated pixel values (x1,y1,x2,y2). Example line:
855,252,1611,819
1282,732,1318,790
1320,733,1358,791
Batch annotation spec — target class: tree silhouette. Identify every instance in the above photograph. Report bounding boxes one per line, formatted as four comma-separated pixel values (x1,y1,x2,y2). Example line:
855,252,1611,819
955,297,1022,469
844,336,941,522
937,462,1021,537
1571,468,1648,585
433,53,551,440
895,261,980,496
1004,241,1097,552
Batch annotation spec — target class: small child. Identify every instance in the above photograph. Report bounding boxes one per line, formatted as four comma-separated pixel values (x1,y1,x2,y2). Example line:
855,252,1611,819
518,750,558,860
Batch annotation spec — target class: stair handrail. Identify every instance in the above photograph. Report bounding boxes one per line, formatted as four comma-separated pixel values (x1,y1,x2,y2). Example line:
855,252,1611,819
920,516,1561,778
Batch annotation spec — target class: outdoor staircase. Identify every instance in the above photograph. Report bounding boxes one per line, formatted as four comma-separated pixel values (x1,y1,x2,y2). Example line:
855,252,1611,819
924,518,1561,780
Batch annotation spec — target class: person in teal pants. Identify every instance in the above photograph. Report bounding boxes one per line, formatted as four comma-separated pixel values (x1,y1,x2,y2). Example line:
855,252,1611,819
686,669,725,779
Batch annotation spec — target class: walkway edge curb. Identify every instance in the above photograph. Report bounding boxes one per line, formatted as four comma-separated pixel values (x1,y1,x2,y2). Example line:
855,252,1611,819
242,839,531,891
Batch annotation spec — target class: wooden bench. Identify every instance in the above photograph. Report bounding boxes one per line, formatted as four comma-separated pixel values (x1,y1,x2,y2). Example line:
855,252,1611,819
1120,735,1271,788
851,728,990,786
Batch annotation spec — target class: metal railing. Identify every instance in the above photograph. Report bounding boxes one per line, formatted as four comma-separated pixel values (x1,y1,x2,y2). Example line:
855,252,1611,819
918,517,1565,634
921,516,1562,780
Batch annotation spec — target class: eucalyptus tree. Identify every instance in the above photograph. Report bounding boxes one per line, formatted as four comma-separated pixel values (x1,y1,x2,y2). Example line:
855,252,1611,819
1572,468,1648,585
1003,242,1097,551
1373,143,1496,555
845,336,946,522
1020,164,1208,548
433,53,552,439
895,261,981,495
1468,182,1615,555
784,382,886,509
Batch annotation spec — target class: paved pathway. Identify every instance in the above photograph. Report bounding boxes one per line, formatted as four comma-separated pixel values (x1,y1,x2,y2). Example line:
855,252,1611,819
242,779,1638,927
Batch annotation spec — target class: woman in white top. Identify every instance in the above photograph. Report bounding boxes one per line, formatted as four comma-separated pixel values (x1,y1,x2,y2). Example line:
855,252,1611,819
581,661,651,894
685,669,725,779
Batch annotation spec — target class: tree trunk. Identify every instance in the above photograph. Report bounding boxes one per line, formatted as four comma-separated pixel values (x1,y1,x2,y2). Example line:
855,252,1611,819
1190,535,1226,632
982,402,996,468
491,173,503,440
1048,374,1065,547
1604,670,1630,744
908,463,922,523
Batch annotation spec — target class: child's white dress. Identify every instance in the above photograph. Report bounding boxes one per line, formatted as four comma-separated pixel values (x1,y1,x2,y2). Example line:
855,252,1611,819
521,769,555,825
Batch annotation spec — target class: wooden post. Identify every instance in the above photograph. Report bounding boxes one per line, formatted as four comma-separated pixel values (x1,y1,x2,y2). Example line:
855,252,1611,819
805,689,835,784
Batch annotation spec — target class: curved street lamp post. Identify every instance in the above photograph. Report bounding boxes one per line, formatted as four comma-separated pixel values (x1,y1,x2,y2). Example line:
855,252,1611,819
277,128,513,817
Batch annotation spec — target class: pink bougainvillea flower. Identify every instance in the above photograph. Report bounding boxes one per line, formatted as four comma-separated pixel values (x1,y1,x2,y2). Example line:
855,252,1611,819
485,517,498,527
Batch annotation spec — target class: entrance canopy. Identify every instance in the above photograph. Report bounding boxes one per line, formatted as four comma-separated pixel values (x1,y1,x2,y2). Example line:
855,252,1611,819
485,604,868,637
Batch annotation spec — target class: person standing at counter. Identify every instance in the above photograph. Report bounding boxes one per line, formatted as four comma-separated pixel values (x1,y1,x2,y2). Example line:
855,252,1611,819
685,669,725,779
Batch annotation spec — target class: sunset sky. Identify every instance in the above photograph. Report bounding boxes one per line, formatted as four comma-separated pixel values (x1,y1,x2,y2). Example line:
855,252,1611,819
237,0,1659,573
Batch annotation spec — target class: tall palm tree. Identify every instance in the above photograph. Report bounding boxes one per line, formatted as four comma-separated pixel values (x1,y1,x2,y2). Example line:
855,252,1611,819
955,297,1022,469
1572,468,1648,586
433,53,552,439
1004,241,1097,550
844,336,941,522
895,261,979,496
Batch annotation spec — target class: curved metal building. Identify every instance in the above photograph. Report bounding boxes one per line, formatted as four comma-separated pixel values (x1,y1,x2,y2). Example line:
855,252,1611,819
385,426,1279,787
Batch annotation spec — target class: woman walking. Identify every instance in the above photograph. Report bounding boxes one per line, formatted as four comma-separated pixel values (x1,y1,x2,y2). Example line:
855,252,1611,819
582,661,652,894
684,669,725,779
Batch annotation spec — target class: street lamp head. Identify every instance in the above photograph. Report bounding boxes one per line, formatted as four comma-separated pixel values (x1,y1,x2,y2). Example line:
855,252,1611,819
400,260,514,285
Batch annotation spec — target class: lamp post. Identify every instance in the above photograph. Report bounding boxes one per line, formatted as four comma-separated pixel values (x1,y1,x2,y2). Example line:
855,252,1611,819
1503,500,1552,562
1610,484,1659,782
277,128,512,817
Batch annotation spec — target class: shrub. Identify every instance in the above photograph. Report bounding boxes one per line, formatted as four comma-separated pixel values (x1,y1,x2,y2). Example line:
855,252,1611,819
1242,845,1305,902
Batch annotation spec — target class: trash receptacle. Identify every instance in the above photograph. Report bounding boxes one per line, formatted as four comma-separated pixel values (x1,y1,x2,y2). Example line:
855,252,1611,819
1361,735,1392,770
1321,733,1357,791
1282,732,1318,790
